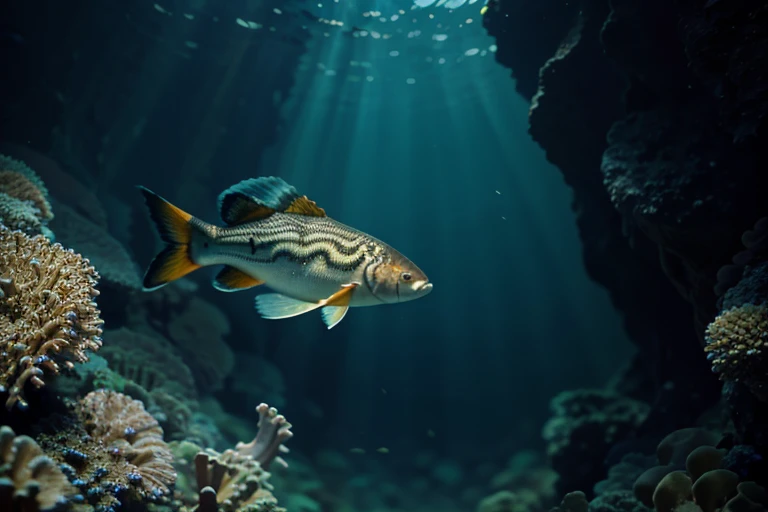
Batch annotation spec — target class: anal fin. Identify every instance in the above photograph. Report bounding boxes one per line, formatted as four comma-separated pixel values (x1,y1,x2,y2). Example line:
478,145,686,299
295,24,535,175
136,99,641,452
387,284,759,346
319,282,358,329
213,266,264,292
321,306,349,329
255,293,321,319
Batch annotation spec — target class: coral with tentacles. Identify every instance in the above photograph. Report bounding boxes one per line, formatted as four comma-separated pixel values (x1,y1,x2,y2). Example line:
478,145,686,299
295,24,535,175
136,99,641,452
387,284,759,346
704,303,768,401
0,425,77,511
78,389,177,496
0,228,103,409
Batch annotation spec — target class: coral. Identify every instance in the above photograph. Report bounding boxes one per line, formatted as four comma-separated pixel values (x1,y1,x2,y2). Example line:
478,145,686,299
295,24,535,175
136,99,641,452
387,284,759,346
0,154,49,200
723,262,768,312
634,466,676,508
657,429,722,467
704,304,768,401
552,491,589,512
235,403,293,471
0,228,103,409
652,471,692,512
542,389,649,496
178,403,292,512
686,447,727,482
476,490,539,512
0,171,53,222
0,425,77,511
166,297,234,392
724,482,768,512
99,327,197,401
0,155,53,237
595,453,657,495
0,193,45,236
691,469,739,512
148,388,194,441
78,389,176,496
588,490,648,512
49,201,140,291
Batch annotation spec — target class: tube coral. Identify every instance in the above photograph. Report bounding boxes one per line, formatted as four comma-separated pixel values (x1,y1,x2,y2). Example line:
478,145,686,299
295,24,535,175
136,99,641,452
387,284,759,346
0,154,53,236
0,228,103,409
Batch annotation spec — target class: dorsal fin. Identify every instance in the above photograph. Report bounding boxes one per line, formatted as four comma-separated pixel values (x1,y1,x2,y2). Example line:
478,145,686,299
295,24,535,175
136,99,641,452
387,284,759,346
217,177,326,225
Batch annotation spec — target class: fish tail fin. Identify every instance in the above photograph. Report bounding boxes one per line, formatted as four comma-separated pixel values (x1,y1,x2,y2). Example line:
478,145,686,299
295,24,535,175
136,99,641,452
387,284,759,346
139,186,202,290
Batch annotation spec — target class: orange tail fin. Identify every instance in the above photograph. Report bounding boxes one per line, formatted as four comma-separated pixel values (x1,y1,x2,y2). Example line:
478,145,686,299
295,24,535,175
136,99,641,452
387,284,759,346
139,187,201,290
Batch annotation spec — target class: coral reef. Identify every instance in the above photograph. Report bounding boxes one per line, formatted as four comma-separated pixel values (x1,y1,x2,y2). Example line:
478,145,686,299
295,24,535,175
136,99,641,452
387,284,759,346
0,425,77,511
704,304,768,402
543,389,650,496
0,227,103,409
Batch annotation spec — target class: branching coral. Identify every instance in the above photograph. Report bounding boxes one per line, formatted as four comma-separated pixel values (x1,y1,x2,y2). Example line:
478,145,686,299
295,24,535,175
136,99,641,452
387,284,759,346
0,193,45,235
0,228,103,409
704,304,768,401
235,403,293,471
0,171,53,223
78,389,177,497
0,425,77,511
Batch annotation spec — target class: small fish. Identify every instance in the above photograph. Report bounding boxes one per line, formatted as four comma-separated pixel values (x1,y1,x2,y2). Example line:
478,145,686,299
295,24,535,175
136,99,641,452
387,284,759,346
139,177,433,329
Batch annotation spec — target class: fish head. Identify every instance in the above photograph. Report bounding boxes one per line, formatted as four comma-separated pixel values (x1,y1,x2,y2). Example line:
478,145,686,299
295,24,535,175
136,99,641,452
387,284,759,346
368,249,432,303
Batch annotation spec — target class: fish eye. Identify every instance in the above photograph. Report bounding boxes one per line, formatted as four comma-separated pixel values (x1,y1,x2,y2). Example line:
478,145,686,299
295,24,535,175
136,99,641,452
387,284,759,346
401,272,412,282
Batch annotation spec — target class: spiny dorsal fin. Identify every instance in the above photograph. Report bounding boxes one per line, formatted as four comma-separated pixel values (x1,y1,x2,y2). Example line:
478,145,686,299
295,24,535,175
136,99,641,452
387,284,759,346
218,177,326,225
213,266,264,292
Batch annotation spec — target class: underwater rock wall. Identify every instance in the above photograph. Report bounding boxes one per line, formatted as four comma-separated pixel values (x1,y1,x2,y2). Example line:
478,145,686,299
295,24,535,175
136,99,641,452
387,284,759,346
484,0,768,498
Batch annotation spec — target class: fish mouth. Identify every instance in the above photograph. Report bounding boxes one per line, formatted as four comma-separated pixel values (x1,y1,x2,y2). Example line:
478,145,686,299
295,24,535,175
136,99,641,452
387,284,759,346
418,282,433,295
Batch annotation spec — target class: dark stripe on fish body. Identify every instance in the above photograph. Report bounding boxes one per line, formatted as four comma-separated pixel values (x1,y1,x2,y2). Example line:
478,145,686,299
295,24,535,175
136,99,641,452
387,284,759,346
224,246,367,273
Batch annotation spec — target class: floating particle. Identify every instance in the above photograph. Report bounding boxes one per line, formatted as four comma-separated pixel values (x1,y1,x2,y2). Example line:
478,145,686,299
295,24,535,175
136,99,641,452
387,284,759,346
427,429,436,438
406,78,416,85
371,31,381,39
495,190,501,195
366,76,374,82
361,61,373,68
183,13,194,20
391,14,399,21
350,448,366,454
377,447,390,454
481,5,489,14
324,69,337,76
489,44,497,52
153,3,170,14
213,16,219,22
438,57,446,64
481,50,487,56
184,41,198,49
465,48,480,56
466,18,474,23
273,8,282,14
433,34,448,41
389,50,400,57
381,388,387,394
236,18,262,29
501,216,507,221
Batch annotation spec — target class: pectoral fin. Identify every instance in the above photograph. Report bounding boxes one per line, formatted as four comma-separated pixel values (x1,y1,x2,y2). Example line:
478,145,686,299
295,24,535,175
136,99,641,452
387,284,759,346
319,283,358,329
213,266,264,292
255,294,321,319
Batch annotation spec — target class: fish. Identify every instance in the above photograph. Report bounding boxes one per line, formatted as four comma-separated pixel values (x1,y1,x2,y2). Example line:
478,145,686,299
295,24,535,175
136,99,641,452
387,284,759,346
139,176,433,329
